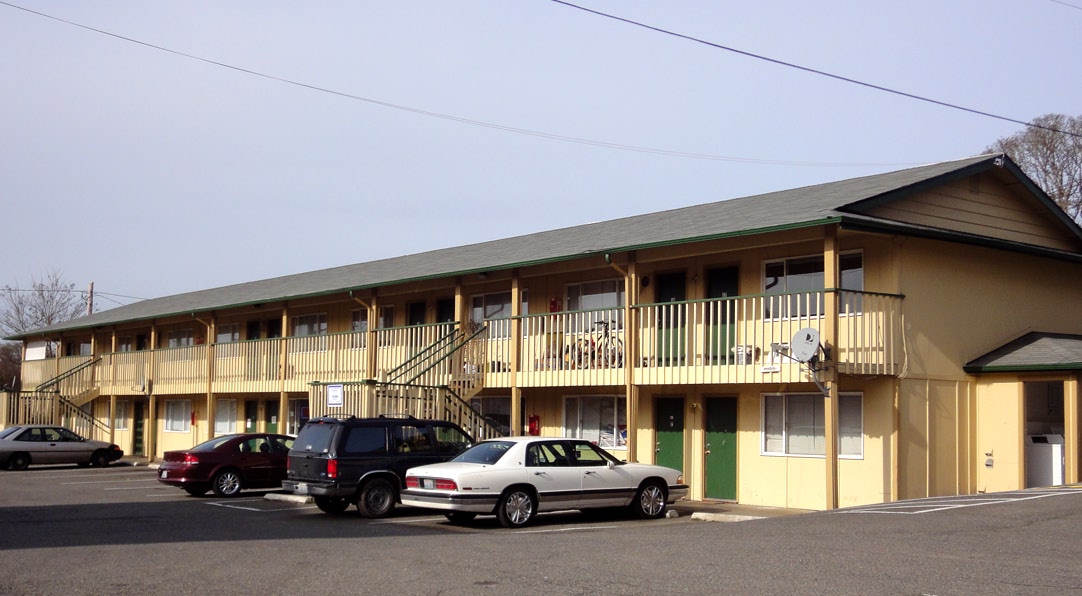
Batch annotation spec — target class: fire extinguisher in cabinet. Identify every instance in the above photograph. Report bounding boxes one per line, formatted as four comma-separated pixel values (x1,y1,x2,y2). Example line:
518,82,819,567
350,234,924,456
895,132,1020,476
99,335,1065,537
528,415,541,436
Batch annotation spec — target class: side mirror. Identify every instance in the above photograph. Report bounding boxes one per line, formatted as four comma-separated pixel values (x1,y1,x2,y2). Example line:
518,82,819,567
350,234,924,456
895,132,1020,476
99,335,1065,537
607,460,615,469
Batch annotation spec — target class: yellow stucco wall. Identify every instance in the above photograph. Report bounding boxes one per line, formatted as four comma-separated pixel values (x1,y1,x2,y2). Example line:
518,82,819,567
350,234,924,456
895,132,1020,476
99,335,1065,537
733,379,894,511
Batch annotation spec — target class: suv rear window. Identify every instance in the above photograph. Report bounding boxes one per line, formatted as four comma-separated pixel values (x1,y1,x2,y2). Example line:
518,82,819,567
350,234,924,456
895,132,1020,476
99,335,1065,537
294,423,337,454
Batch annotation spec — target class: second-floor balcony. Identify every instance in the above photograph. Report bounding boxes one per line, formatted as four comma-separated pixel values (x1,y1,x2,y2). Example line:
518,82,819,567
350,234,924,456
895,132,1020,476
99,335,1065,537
21,290,903,397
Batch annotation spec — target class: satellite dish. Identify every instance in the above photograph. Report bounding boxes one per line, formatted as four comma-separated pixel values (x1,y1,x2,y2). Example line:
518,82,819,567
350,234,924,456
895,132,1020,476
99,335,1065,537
790,327,820,363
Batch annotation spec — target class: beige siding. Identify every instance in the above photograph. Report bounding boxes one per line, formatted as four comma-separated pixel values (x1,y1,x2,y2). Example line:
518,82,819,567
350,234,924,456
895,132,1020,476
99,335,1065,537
866,172,1078,251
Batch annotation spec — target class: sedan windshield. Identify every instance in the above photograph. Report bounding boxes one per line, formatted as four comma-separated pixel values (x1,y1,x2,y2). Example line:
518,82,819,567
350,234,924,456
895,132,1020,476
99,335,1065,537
0,427,21,440
452,441,514,465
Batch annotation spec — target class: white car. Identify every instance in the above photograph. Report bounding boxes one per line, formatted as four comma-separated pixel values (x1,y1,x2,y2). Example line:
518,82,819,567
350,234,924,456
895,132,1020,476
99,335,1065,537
401,436,687,528
0,425,124,470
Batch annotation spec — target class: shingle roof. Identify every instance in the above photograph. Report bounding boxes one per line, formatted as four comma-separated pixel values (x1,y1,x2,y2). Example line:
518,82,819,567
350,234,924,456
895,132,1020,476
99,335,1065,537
965,333,1082,372
8,153,1070,339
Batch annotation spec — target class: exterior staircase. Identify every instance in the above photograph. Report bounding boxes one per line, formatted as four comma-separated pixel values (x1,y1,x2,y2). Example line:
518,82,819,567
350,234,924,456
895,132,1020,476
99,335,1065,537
308,324,504,439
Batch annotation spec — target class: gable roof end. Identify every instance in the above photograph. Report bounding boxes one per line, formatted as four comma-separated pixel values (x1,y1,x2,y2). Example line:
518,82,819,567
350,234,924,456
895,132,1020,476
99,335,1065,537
965,332,1082,373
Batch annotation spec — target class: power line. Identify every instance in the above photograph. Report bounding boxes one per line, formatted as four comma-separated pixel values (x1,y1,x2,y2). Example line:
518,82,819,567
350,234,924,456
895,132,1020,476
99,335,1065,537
1047,0,1082,11
1,287,146,302
549,0,1082,141
0,1,918,168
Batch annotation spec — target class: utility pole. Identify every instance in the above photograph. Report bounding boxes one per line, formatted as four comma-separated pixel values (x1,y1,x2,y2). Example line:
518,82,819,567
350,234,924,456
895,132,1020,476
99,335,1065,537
86,281,94,316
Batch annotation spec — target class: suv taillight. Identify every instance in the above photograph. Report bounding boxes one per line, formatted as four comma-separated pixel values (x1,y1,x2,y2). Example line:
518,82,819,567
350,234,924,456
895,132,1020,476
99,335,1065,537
326,458,337,479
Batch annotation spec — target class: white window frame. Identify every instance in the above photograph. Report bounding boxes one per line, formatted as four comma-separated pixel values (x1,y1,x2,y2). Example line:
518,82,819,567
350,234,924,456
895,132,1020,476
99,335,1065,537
563,395,627,451
761,392,863,458
216,323,240,344
113,400,129,430
214,399,237,435
166,329,194,348
469,396,512,434
350,309,369,349
566,279,624,330
290,313,327,337
470,291,528,339
164,399,192,433
762,251,864,319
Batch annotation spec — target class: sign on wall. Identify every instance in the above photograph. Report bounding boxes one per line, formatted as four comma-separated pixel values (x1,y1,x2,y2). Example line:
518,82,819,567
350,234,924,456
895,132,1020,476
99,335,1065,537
327,384,344,408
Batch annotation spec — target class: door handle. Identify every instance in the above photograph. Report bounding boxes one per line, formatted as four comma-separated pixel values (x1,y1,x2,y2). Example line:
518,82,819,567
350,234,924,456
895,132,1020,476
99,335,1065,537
655,441,661,453
705,442,711,455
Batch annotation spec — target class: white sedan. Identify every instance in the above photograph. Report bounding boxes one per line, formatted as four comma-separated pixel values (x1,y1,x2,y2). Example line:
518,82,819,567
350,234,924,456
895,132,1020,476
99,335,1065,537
401,436,687,528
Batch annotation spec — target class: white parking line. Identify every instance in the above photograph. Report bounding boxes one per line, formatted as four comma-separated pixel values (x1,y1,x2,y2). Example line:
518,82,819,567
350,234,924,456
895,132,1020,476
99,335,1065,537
34,471,152,480
837,488,1080,515
370,516,449,525
61,478,160,485
206,501,266,512
514,526,610,534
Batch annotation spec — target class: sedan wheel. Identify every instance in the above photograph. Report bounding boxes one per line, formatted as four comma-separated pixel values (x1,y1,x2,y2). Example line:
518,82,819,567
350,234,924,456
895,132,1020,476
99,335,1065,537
631,482,667,519
8,453,30,471
315,496,351,515
212,469,243,497
357,478,396,518
497,488,536,529
91,451,110,467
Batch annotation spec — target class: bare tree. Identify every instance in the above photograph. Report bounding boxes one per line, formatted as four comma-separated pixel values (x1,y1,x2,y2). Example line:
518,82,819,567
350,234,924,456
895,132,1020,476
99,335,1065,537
0,271,87,386
0,342,20,390
986,113,1082,223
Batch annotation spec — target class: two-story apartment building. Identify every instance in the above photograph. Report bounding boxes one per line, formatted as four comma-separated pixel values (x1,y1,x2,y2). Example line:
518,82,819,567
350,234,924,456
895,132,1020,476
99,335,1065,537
9,153,1082,511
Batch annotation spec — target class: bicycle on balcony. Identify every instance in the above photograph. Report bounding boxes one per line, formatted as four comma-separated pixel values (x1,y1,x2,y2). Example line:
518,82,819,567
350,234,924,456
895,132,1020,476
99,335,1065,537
565,320,624,369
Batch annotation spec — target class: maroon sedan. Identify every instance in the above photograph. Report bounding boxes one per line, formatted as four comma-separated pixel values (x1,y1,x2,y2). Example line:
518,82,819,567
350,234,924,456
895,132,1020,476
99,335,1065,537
157,433,294,497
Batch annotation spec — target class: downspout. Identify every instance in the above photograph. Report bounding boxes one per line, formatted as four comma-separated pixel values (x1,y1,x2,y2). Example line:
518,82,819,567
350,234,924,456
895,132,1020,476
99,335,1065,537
350,291,374,386
193,314,214,441
608,252,638,461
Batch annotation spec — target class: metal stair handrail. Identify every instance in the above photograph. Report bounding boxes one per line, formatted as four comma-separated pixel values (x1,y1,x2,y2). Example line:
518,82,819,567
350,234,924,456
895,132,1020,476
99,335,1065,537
391,323,489,386
58,394,111,442
385,325,463,383
35,356,100,392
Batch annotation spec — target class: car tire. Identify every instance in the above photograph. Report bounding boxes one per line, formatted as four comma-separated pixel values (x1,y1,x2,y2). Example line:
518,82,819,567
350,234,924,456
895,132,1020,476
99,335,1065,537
183,486,208,497
211,469,243,497
8,453,30,471
496,487,536,529
91,450,111,468
631,481,667,519
444,512,477,525
315,496,351,515
357,478,396,518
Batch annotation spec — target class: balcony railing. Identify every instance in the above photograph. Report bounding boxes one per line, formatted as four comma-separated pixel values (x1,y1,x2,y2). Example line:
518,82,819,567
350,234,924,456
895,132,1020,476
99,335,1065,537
20,290,902,397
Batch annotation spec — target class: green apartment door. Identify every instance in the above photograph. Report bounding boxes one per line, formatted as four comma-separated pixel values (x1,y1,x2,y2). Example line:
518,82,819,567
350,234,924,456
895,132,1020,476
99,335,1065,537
656,273,687,365
265,401,279,434
132,401,145,457
705,397,737,500
707,267,739,363
655,397,685,472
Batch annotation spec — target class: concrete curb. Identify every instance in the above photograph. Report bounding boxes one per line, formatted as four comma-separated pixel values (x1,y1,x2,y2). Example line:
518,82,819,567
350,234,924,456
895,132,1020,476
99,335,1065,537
689,512,765,523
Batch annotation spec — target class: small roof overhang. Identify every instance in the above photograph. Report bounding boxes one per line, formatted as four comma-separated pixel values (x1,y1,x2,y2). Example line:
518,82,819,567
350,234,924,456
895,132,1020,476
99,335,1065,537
965,332,1082,373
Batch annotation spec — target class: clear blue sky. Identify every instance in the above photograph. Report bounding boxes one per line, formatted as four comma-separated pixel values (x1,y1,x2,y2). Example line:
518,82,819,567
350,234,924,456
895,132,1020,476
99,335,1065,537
3,1,1079,311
